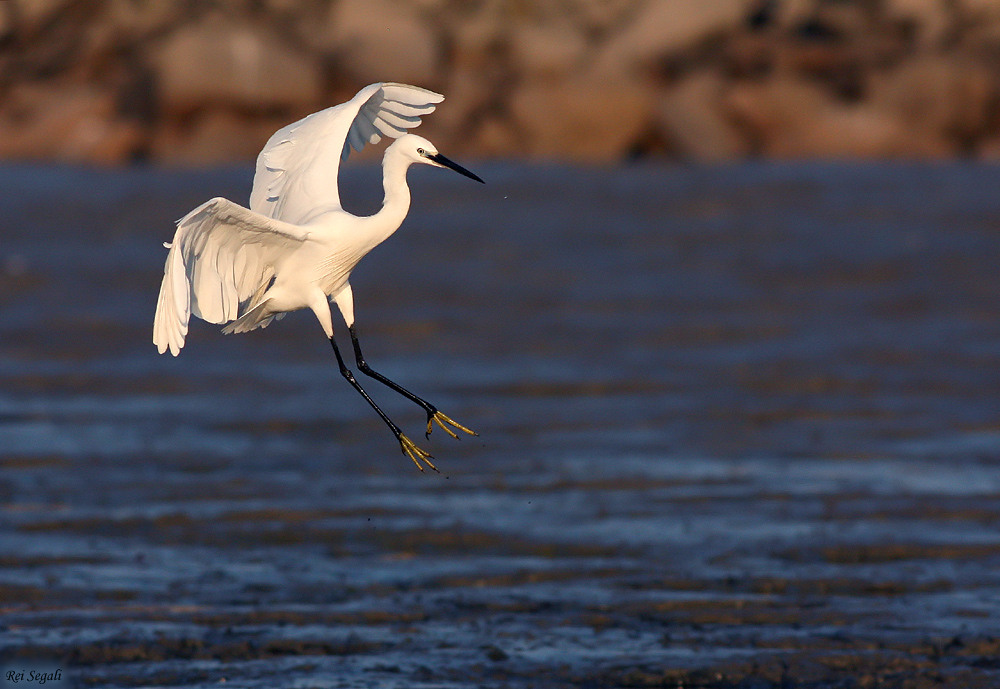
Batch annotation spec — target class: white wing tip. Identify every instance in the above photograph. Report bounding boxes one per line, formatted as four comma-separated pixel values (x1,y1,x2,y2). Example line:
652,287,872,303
153,327,185,356
380,82,445,103
153,335,181,356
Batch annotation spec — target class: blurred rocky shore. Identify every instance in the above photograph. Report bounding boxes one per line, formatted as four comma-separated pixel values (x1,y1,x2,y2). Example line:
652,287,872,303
4,0,1000,164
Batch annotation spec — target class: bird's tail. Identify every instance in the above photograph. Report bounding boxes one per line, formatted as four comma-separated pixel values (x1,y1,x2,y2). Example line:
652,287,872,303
221,300,282,335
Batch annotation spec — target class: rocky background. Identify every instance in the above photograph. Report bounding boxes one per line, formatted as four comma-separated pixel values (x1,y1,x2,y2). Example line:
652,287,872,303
4,0,1000,164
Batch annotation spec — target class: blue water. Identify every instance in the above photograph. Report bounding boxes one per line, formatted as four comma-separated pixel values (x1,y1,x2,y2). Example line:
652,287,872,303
2,161,1000,687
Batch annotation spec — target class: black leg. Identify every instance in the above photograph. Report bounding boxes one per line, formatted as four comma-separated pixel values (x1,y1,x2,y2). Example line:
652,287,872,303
329,336,437,472
349,325,477,440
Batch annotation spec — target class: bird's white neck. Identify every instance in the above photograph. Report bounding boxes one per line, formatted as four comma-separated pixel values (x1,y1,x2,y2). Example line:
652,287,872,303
366,144,413,245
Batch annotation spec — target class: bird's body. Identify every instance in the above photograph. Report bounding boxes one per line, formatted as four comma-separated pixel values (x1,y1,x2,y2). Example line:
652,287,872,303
153,82,484,469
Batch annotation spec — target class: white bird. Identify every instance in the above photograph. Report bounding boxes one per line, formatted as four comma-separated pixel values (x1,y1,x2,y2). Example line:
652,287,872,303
153,82,484,471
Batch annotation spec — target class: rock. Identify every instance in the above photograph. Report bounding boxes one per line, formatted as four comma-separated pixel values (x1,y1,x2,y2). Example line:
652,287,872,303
324,0,438,87
809,2,873,37
435,4,515,152
868,56,995,148
726,77,951,158
956,0,1000,19
105,0,182,37
772,0,818,30
0,83,143,163
656,72,749,161
3,0,1000,164
595,0,755,73
726,77,821,155
0,4,12,42
450,0,506,68
811,106,949,158
571,0,640,32
10,0,71,35
955,0,1000,49
434,67,501,151
510,73,653,161
884,0,950,46
150,109,283,166
472,116,519,157
152,13,322,115
509,20,588,78
975,136,1000,160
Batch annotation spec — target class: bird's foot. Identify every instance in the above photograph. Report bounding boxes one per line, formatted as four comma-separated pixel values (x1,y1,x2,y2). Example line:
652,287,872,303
426,410,478,440
399,433,439,473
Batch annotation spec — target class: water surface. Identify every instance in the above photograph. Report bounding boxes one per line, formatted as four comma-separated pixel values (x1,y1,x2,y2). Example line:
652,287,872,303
2,161,1000,687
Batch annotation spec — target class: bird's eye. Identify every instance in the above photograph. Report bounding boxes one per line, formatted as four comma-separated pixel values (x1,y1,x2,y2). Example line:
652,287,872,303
417,148,425,155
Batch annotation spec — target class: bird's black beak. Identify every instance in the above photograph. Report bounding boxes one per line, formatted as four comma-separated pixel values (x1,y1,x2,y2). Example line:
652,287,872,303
426,152,485,184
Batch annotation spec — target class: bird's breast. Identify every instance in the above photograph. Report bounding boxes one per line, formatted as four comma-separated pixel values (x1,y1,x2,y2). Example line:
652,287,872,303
305,214,397,296
312,244,365,296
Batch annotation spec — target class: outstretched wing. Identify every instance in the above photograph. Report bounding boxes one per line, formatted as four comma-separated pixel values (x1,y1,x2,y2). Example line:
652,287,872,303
153,197,310,356
249,82,444,224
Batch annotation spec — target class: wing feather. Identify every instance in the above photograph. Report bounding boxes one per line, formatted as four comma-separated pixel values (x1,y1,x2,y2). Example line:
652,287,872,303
347,125,368,156
377,110,421,129
373,115,408,138
152,197,309,356
249,82,444,223
382,101,437,116
168,244,188,322
380,82,444,105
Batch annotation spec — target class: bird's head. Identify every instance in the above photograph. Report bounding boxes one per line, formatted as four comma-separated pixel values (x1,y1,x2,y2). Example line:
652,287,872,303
393,134,485,184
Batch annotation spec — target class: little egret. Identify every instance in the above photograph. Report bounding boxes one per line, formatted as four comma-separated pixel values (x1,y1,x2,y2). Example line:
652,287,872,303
153,82,484,471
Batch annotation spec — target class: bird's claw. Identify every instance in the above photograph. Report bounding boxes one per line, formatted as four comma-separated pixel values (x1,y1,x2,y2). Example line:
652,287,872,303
399,433,439,473
425,410,478,440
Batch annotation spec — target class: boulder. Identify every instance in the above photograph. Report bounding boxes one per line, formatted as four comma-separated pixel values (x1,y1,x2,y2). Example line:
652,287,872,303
868,56,995,147
433,67,501,150
509,20,588,78
432,4,509,137
449,0,506,69
595,0,755,73
152,13,322,115
657,71,749,161
726,76,951,158
956,0,1000,19
772,0,819,30
471,116,519,157
884,0,950,46
0,83,143,163
9,0,71,36
324,0,439,87
510,73,653,161
976,136,1000,160
0,4,11,42
3,0,1000,164
105,0,180,37
151,109,283,165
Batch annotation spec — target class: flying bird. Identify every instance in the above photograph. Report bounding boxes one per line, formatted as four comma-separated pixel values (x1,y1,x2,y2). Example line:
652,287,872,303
153,82,484,471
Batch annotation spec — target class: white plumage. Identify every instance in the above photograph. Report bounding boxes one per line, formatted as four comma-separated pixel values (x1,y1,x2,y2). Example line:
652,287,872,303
153,198,307,356
250,82,444,223
152,82,484,470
